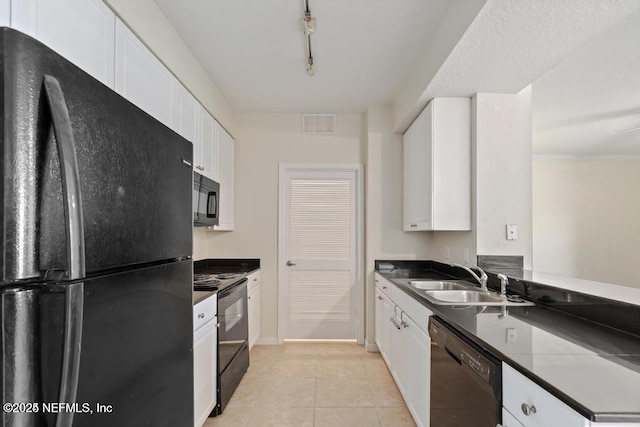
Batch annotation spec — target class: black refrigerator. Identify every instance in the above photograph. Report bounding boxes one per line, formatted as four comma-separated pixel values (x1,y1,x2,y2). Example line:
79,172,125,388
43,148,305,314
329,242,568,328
1,28,194,427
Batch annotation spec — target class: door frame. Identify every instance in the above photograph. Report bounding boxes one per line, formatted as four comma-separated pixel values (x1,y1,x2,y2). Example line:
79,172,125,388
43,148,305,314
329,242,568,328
277,163,364,344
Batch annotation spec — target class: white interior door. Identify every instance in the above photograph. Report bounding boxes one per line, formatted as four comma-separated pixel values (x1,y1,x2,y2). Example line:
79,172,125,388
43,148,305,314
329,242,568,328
280,166,359,340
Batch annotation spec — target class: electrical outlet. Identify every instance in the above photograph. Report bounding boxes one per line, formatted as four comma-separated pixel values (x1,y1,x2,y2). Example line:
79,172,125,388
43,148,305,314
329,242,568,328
506,328,518,343
445,247,450,259
506,224,518,240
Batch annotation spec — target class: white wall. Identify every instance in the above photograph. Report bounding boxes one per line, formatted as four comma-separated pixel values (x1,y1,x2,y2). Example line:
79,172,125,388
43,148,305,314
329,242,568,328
364,105,431,349
427,88,533,268
533,158,640,289
103,0,235,133
194,113,364,341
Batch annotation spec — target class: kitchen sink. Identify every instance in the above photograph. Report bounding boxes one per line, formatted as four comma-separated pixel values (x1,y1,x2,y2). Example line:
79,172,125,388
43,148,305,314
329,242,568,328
422,290,535,306
409,281,470,291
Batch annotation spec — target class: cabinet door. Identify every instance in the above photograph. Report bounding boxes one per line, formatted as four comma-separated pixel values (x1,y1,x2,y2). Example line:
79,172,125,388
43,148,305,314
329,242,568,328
398,313,430,427
174,86,199,142
214,123,234,230
0,0,9,26
115,19,175,129
248,284,261,350
403,102,432,231
374,288,387,361
197,109,217,180
10,0,115,87
193,319,217,427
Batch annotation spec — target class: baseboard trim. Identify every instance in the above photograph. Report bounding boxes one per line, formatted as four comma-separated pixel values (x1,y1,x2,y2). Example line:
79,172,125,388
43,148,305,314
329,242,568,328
255,337,279,345
365,340,379,353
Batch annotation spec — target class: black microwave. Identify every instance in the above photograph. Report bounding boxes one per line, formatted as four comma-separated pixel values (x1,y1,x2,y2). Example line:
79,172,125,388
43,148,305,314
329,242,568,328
193,172,220,227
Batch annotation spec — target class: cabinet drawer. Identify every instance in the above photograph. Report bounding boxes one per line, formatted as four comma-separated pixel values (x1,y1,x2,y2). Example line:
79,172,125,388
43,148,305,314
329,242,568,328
247,270,261,291
374,273,394,299
194,294,217,331
502,363,587,427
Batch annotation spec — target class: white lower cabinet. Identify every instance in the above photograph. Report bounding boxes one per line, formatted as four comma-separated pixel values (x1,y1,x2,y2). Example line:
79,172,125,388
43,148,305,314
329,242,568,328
502,363,588,427
193,295,217,427
375,273,432,427
247,270,261,349
502,408,525,427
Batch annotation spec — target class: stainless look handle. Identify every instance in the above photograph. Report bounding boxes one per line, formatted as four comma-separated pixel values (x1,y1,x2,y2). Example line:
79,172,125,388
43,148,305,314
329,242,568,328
44,75,86,427
382,286,387,290
44,75,86,280
286,261,296,266
377,296,383,301
57,282,84,427
198,313,205,319
521,403,537,416
390,317,401,330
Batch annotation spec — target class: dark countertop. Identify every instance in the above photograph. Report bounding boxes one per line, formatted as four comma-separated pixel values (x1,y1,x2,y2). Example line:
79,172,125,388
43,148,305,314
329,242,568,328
192,258,260,306
193,289,217,306
376,262,640,423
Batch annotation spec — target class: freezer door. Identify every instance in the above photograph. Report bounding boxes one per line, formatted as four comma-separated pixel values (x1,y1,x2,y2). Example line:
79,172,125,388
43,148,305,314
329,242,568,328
1,27,192,282
39,260,193,427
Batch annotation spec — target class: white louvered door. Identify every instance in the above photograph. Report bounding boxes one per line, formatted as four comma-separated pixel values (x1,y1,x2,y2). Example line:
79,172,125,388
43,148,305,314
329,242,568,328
282,169,357,339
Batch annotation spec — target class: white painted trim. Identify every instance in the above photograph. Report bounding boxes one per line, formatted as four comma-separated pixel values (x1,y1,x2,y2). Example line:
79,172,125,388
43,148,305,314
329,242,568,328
365,340,380,353
277,163,364,345
533,154,640,160
255,337,279,346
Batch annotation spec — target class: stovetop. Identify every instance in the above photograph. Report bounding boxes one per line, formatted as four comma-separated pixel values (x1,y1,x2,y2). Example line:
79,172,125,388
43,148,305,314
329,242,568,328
193,272,245,292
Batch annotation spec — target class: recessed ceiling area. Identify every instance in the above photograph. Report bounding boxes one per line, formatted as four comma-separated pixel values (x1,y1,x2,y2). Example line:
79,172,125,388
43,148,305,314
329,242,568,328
154,0,450,113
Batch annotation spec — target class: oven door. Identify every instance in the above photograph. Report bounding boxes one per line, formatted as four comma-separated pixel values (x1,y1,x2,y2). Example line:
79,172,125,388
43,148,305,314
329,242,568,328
193,172,219,227
218,279,248,371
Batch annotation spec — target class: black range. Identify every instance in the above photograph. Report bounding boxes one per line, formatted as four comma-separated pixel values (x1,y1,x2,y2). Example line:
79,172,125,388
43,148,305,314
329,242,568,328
193,258,260,416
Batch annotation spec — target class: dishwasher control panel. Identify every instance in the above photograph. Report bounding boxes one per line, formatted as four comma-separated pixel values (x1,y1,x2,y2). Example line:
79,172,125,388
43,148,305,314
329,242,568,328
460,349,491,382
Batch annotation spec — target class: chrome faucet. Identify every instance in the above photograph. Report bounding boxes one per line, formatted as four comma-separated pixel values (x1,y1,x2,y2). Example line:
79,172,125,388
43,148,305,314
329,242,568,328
450,263,488,291
497,274,509,297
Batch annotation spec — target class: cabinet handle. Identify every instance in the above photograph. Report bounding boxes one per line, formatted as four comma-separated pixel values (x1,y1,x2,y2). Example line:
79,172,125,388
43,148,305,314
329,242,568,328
521,403,537,416
248,296,251,300
197,313,205,319
382,286,387,290
253,278,257,282
215,323,220,328
377,296,383,301
390,317,401,330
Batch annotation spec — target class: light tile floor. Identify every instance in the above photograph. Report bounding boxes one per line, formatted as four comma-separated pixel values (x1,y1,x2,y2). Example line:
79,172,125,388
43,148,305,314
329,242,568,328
204,342,417,427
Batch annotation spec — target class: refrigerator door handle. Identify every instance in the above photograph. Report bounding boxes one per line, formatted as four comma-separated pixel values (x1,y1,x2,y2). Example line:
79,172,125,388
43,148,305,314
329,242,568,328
43,74,86,280
56,282,84,427
43,76,86,427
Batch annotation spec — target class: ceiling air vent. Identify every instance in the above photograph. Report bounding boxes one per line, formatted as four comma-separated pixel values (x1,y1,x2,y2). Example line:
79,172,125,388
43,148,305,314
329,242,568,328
302,114,336,134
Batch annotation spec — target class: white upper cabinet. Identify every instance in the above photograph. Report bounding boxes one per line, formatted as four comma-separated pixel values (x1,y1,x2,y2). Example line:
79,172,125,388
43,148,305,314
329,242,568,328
173,85,200,146
9,0,115,88
115,18,176,128
1,0,11,26
197,107,217,180
403,98,471,231
214,123,234,231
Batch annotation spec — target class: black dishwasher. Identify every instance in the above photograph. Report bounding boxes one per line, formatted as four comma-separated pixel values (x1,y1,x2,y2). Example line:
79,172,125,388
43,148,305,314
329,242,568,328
429,317,502,426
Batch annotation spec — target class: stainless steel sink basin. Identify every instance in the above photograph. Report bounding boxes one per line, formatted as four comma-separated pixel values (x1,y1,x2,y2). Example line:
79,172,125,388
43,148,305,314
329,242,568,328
422,290,535,306
409,281,470,291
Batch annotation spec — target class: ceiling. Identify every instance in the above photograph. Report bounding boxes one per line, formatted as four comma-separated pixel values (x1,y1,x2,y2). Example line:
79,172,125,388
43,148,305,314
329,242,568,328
154,0,640,155
531,8,640,156
154,0,450,113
